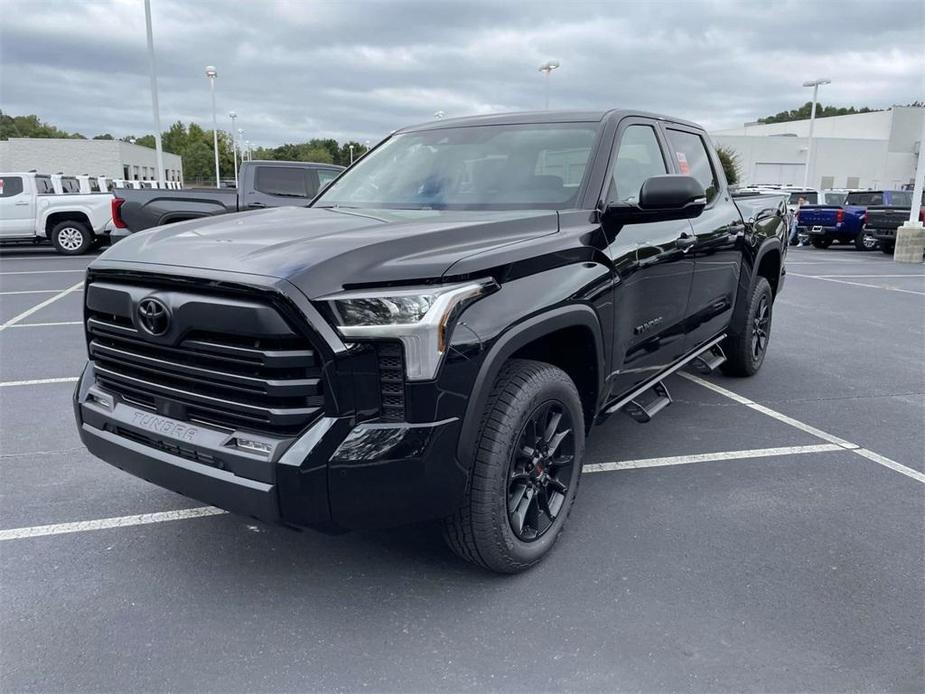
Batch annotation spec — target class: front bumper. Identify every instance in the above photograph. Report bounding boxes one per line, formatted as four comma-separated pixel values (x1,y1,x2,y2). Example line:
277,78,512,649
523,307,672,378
75,362,466,530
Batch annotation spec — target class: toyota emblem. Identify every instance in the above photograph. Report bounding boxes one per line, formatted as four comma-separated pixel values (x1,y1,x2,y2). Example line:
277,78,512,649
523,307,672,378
137,297,170,335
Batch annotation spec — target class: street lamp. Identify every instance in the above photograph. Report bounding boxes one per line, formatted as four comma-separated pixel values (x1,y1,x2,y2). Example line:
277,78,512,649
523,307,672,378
349,144,355,165
238,129,246,160
433,111,445,120
229,111,238,187
538,60,560,110
245,140,252,160
801,78,831,190
143,0,165,188
205,65,220,188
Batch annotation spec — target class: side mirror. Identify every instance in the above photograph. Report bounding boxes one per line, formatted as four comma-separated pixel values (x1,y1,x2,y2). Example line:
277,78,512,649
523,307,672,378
604,175,707,224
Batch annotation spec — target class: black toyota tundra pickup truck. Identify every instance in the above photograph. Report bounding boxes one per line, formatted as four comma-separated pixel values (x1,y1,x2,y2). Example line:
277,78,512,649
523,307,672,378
74,110,788,573
111,159,344,235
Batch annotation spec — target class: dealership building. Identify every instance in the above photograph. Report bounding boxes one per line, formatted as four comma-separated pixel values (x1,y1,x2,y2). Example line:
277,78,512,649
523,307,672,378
711,106,923,190
0,137,183,183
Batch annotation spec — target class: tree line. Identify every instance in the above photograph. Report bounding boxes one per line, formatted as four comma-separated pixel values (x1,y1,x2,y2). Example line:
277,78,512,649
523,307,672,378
1,111,367,182
755,101,924,124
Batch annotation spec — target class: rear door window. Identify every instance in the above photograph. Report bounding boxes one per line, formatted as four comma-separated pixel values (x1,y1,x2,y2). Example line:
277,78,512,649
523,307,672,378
36,176,55,194
845,191,883,206
0,176,24,198
665,129,720,202
254,166,308,198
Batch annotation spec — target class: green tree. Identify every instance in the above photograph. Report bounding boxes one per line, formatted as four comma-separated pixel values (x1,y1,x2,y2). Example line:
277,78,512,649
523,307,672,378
93,133,115,140
758,102,880,124
716,145,741,185
0,111,83,140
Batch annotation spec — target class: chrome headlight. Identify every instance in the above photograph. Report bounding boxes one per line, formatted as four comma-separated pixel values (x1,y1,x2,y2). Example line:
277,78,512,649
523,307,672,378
319,279,497,380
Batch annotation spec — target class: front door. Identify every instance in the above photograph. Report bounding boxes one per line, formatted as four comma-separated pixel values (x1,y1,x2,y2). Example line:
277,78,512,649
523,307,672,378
603,120,696,397
0,176,34,237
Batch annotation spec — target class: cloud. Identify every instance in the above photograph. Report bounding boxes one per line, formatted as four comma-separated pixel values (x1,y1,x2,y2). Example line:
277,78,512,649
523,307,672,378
0,0,922,146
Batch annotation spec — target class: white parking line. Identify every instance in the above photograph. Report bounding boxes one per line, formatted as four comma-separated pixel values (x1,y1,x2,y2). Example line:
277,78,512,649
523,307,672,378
814,274,925,278
0,269,86,275
0,377,80,388
0,289,75,296
0,281,83,331
7,321,82,328
0,507,228,542
790,273,925,296
681,372,924,484
584,443,843,473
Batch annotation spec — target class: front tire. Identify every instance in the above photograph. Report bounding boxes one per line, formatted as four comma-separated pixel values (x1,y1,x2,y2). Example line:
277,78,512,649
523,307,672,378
50,220,92,255
444,359,584,573
721,277,773,377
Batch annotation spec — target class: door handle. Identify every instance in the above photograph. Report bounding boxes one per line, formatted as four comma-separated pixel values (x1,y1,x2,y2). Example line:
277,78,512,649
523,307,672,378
677,233,696,251
14,201,30,206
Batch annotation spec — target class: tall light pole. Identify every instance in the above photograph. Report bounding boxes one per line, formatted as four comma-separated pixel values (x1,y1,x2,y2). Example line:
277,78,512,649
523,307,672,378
238,129,246,160
206,65,220,188
229,111,239,187
144,0,165,188
538,60,560,110
349,144,355,164
892,109,925,263
801,78,831,190
245,141,252,160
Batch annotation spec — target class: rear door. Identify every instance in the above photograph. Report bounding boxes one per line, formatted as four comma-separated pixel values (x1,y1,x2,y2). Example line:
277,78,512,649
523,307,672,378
662,126,745,350
604,119,696,396
245,165,317,209
0,176,34,237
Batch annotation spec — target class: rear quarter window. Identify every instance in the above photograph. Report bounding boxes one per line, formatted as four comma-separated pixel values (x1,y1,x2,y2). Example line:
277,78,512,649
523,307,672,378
254,167,308,198
36,176,55,194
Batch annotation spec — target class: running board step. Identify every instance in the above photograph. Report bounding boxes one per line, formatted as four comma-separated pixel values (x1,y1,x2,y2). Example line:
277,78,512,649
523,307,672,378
689,344,727,375
622,382,672,423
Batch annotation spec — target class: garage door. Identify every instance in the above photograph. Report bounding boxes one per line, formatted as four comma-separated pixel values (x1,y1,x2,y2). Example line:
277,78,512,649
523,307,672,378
753,163,805,186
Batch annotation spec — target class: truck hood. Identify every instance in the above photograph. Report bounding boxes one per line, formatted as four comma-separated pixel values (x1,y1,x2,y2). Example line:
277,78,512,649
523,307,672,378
96,206,558,297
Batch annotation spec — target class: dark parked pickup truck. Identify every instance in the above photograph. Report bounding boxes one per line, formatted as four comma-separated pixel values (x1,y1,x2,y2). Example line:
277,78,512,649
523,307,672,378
111,160,344,234
865,191,925,254
74,110,788,572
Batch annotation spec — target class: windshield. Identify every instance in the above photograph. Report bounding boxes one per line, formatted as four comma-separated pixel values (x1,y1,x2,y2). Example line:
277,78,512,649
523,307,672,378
314,123,600,210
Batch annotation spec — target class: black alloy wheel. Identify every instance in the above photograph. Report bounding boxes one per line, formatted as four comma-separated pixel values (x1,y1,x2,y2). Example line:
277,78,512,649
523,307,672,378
751,293,771,362
507,402,575,542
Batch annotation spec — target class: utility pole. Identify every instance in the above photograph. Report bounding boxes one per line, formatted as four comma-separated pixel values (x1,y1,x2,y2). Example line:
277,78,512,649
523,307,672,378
206,66,220,188
801,78,830,190
144,0,165,188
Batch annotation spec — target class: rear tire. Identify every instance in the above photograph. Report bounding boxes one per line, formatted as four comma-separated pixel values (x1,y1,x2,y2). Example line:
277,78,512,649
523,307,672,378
810,237,832,249
854,230,877,251
721,277,773,377
444,359,584,574
50,220,92,255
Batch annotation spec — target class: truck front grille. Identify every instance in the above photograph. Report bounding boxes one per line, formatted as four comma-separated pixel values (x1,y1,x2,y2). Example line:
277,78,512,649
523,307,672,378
85,275,325,437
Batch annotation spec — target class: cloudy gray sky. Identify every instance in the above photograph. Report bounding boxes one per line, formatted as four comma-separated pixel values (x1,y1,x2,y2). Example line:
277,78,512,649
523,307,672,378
1,0,923,146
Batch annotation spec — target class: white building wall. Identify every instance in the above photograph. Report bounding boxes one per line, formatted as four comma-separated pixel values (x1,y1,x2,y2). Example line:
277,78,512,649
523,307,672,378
0,138,183,182
712,107,923,190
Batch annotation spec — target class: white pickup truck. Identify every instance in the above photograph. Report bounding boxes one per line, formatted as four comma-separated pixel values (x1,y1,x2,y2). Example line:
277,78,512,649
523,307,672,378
0,172,114,254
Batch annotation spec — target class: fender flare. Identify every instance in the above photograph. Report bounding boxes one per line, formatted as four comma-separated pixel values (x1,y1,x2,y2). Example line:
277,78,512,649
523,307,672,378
456,304,606,464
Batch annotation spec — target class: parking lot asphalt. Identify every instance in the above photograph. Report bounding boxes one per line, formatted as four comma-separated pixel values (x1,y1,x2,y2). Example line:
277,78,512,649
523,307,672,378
1,244,923,693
